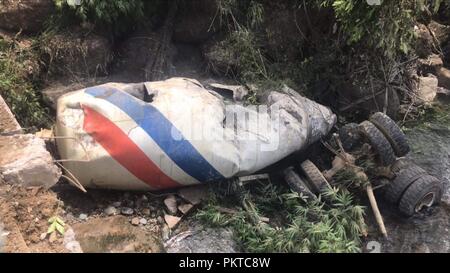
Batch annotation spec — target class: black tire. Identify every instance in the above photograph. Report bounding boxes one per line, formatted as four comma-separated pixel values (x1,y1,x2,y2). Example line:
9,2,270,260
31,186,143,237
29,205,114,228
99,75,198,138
359,121,397,166
370,112,410,157
300,160,331,195
384,165,427,204
283,167,316,200
338,123,362,152
398,175,443,217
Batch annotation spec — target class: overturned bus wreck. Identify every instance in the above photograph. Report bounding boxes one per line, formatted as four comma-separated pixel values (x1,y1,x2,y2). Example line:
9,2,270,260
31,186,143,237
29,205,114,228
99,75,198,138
55,77,336,191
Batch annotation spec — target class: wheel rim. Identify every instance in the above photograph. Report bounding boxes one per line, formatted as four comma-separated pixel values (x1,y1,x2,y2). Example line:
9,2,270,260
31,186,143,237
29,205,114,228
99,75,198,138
414,192,436,213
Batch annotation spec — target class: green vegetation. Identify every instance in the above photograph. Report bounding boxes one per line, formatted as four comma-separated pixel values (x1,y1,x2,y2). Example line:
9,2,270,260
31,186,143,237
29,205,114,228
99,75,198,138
403,103,450,129
54,0,146,23
47,216,65,235
0,38,51,129
318,0,417,57
207,0,447,111
52,0,166,36
196,181,366,253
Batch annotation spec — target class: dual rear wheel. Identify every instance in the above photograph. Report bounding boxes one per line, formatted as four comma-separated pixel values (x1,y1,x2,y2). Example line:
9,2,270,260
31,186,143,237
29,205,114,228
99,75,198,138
336,112,443,216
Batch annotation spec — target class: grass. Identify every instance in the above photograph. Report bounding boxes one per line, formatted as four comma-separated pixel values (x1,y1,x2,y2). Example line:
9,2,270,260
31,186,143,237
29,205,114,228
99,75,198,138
402,104,450,130
0,37,52,130
196,180,366,253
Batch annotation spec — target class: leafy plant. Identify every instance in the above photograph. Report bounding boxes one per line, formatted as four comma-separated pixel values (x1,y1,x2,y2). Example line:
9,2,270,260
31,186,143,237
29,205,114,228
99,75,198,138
315,0,444,58
54,0,145,23
48,216,66,235
196,181,366,253
51,0,165,36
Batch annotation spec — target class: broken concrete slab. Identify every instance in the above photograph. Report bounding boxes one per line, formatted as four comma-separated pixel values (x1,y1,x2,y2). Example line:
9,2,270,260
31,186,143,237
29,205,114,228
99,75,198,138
428,20,450,45
418,54,443,75
208,83,249,102
178,186,210,205
0,134,61,188
164,195,178,215
63,228,83,253
164,215,181,229
0,95,21,134
437,67,450,90
416,75,438,104
178,203,194,215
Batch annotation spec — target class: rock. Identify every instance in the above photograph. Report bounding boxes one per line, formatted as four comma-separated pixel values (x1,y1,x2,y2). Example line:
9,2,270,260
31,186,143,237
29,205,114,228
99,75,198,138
141,208,151,216
0,95,21,133
48,232,57,243
416,75,438,103
161,224,170,241
122,199,134,208
178,186,209,205
41,31,112,79
135,195,148,208
72,216,163,253
418,54,443,75
121,207,134,216
164,222,239,253
112,201,121,208
163,195,178,214
104,206,117,216
428,21,450,45
173,0,220,43
164,215,181,229
39,232,47,241
139,218,148,225
0,134,61,188
415,23,436,58
63,228,83,253
0,224,5,252
0,0,55,33
437,87,450,101
130,217,140,226
140,195,148,202
65,212,75,221
178,203,194,215
437,67,450,90
208,83,249,102
78,214,88,221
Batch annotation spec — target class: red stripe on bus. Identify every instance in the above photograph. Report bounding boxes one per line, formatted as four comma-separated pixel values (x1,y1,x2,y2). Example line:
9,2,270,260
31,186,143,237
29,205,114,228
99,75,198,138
82,105,180,189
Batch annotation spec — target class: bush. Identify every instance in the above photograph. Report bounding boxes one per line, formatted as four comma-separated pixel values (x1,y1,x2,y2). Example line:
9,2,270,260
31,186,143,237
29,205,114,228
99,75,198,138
0,38,51,129
196,182,366,253
52,0,166,36
316,0,445,58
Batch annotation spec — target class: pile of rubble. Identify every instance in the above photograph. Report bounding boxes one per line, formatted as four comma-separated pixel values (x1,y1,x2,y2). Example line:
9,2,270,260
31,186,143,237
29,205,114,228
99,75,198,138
414,21,450,104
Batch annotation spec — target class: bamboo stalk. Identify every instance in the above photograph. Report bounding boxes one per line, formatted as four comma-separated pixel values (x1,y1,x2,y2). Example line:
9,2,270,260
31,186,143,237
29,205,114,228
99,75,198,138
366,184,388,238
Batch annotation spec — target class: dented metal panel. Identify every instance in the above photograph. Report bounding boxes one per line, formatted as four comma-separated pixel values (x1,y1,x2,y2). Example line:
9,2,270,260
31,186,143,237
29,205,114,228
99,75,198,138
55,77,336,190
